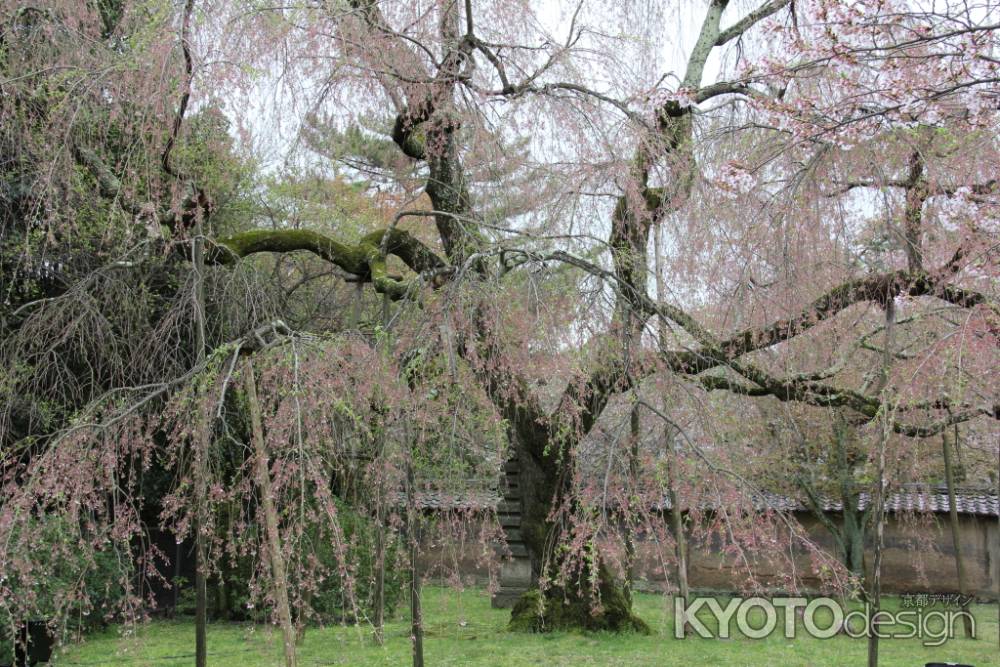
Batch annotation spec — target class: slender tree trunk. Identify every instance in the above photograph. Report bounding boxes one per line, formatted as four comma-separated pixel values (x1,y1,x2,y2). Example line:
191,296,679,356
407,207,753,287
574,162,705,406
844,517,866,585
833,416,867,591
866,444,885,664
867,297,895,667
195,541,207,667
624,404,640,597
406,457,424,667
374,291,389,646
942,426,974,638
173,541,182,617
653,224,690,623
350,282,362,330
193,220,209,667
373,483,386,646
245,361,298,667
373,417,387,645
665,426,689,609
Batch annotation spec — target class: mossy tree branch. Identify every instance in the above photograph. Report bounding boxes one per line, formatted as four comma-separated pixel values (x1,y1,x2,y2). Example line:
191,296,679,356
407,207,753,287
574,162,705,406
207,227,450,300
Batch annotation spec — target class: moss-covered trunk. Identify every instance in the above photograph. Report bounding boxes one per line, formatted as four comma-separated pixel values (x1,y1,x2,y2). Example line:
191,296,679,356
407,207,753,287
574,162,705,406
508,432,649,634
508,562,650,634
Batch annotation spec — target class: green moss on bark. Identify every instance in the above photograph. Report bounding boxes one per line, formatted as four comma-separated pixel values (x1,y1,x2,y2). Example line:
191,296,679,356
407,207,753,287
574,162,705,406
207,227,448,300
508,580,650,634
211,229,367,272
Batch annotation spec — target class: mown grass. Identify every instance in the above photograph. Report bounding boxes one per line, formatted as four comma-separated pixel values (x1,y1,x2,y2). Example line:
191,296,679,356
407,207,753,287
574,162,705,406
52,588,998,666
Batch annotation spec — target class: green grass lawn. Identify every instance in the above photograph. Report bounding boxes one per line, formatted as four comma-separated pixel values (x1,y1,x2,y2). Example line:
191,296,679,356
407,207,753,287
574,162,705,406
52,588,998,666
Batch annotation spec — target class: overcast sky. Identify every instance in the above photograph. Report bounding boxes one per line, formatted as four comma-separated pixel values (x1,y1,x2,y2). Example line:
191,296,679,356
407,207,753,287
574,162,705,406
215,0,739,172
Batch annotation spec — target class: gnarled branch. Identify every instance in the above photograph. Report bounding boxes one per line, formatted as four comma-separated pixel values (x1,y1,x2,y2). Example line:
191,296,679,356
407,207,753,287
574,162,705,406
208,227,449,300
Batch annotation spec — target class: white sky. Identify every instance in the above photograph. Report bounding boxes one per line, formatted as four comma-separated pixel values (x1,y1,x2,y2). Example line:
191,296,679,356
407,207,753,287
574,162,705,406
218,0,735,172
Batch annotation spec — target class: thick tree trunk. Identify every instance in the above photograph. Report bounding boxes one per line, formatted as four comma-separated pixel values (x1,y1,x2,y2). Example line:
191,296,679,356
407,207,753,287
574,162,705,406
508,433,649,634
380,7,651,634
504,190,655,633
508,561,649,634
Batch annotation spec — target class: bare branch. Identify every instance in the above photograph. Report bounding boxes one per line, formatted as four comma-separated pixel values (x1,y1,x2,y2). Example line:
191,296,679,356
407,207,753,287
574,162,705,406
715,0,792,46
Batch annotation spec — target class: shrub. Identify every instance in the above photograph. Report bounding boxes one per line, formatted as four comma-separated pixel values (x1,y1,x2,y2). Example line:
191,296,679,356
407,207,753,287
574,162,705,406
203,500,404,626
0,515,128,662
306,500,404,625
